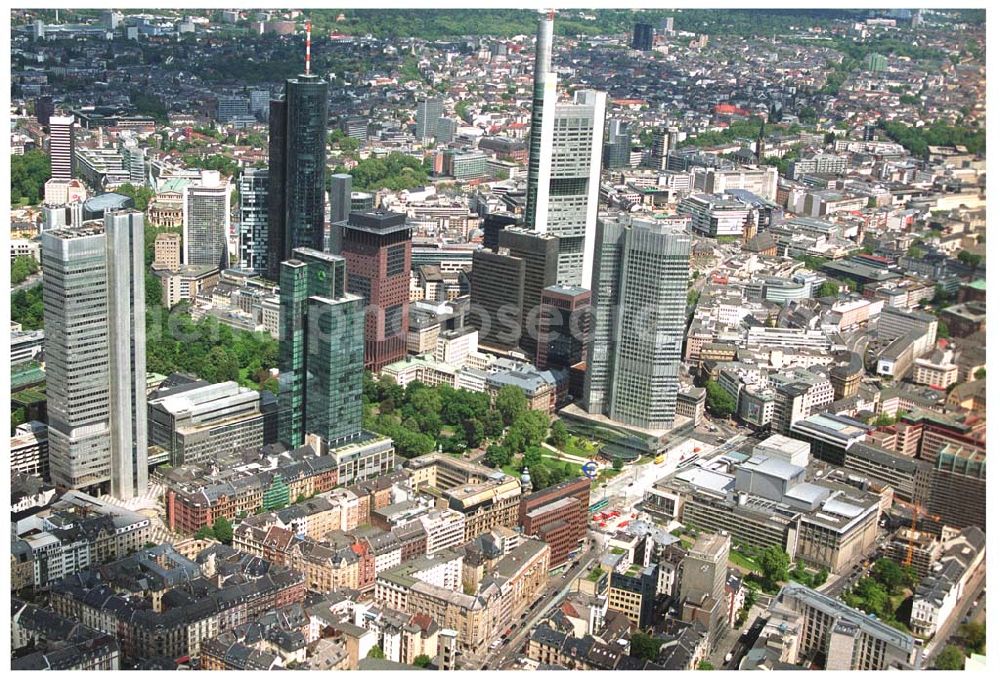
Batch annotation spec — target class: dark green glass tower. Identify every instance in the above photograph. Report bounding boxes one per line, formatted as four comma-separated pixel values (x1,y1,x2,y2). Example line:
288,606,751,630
267,74,329,281
278,248,364,449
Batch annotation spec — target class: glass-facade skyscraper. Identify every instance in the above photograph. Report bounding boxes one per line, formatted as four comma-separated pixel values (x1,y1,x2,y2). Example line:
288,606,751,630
41,211,148,499
584,214,691,431
267,74,329,281
415,97,443,141
278,248,364,449
603,119,632,170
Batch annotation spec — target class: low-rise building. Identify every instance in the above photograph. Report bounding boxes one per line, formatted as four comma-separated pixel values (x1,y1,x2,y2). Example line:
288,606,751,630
910,527,985,639
776,582,915,670
148,380,275,466
518,477,589,568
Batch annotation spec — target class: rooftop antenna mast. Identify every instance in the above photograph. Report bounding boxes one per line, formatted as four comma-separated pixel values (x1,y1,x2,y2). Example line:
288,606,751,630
305,20,311,75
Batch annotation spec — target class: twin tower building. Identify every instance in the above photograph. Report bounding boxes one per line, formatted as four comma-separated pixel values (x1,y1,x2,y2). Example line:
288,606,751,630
42,12,690,499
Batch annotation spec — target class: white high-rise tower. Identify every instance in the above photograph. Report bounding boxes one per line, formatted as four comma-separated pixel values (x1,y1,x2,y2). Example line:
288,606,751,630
524,11,607,288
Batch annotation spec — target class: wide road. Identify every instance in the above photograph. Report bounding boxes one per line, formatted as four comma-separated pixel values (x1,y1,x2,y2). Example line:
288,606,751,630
820,561,867,598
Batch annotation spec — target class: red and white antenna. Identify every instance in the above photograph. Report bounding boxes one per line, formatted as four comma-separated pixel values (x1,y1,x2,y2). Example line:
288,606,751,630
305,20,312,75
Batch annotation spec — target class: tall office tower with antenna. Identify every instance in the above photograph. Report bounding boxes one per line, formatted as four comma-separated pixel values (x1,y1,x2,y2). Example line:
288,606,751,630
523,11,606,288
267,21,329,281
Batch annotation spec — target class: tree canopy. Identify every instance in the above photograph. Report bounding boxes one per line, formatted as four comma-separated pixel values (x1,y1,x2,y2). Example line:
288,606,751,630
879,119,985,158
549,419,569,448
146,304,278,393
935,646,965,671
757,545,790,591
11,150,50,206
337,152,428,192
495,384,529,426
115,182,155,211
11,255,39,286
705,380,736,418
630,632,665,661
11,285,44,330
362,374,510,459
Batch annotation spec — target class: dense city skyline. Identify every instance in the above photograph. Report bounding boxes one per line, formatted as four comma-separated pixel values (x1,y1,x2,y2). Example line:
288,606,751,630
7,5,988,674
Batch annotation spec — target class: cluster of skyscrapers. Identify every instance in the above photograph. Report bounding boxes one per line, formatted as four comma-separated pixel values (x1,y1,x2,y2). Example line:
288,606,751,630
39,10,691,501
472,11,691,443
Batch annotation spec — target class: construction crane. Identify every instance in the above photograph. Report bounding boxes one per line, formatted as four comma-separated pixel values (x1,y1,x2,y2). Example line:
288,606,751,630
895,499,941,567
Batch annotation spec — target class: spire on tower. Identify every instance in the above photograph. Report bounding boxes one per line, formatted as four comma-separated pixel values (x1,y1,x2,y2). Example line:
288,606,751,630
305,20,312,75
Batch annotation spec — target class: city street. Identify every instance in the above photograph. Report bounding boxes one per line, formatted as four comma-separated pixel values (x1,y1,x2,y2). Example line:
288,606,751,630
474,543,601,670
721,612,768,670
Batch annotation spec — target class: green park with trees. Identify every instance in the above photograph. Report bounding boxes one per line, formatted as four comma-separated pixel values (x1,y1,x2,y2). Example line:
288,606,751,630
842,557,917,633
335,152,429,192
361,375,584,491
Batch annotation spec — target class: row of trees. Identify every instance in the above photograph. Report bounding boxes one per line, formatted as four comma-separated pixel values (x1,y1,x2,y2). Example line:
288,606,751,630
687,116,769,149
180,153,240,178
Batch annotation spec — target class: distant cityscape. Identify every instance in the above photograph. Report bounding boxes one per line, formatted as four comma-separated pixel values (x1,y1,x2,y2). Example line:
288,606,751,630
8,6,987,674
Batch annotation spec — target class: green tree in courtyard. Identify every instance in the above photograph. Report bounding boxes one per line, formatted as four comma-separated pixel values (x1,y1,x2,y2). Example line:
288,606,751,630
757,545,790,591
212,516,234,544
629,632,664,661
